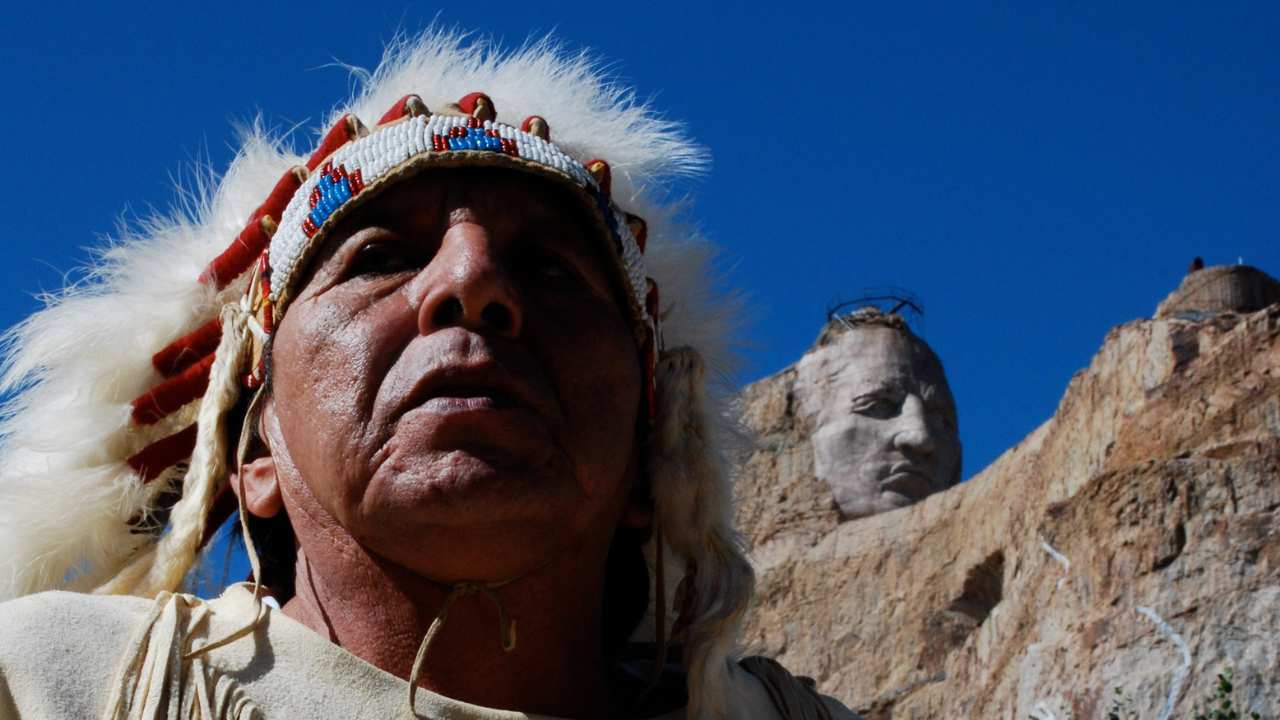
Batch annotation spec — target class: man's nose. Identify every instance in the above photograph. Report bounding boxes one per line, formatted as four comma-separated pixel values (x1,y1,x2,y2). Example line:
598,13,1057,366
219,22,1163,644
892,394,936,457
414,222,523,338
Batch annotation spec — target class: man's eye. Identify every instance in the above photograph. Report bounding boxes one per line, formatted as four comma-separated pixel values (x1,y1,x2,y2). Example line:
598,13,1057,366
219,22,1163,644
347,241,411,277
522,249,583,290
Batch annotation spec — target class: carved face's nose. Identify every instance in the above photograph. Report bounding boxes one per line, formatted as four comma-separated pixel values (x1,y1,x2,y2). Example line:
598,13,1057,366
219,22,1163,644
892,394,936,457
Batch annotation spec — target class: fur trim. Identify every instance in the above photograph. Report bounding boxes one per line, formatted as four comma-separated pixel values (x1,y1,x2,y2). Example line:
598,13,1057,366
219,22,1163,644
650,347,753,718
0,27,751,716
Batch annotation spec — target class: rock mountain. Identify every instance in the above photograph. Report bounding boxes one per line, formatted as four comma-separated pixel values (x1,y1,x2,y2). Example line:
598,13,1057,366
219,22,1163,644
734,298,1279,718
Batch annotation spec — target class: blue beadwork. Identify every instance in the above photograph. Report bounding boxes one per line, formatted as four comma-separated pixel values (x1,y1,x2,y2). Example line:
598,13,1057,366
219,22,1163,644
445,127,504,153
308,170,356,230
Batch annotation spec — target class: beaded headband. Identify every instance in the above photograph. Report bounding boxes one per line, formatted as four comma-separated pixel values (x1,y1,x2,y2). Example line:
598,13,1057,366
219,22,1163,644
128,91,662,487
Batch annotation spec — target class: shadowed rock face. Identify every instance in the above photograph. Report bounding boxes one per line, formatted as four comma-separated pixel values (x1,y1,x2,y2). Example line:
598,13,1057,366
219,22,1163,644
796,322,961,520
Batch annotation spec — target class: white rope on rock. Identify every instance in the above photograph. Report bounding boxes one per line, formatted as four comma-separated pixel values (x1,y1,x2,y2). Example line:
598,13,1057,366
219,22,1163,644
1029,701,1058,720
1137,605,1192,720
1040,539,1071,590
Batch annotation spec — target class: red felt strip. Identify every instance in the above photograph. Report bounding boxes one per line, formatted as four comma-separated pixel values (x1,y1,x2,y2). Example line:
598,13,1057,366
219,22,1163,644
306,115,358,172
151,317,222,377
131,353,216,425
127,424,198,482
520,115,549,140
456,92,495,120
258,167,307,222
378,95,414,125
198,217,271,289
198,168,301,288
626,213,648,254
586,159,612,198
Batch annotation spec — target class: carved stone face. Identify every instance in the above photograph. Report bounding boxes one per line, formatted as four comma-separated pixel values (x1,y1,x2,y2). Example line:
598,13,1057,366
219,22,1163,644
797,323,960,519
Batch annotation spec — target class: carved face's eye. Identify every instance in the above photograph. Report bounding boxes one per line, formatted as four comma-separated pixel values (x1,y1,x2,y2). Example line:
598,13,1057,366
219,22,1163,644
851,391,902,419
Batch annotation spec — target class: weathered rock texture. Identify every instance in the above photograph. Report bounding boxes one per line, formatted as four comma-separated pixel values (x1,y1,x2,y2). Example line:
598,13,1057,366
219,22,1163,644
735,305,1280,719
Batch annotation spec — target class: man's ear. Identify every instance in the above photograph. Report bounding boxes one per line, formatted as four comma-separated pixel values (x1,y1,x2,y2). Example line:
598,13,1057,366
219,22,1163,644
229,396,283,519
231,455,282,519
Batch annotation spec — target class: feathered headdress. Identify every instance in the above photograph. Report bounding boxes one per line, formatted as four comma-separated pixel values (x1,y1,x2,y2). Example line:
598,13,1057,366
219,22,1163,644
0,29,751,716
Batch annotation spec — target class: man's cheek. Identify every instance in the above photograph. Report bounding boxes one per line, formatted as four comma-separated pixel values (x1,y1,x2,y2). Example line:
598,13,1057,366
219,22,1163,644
292,312,381,418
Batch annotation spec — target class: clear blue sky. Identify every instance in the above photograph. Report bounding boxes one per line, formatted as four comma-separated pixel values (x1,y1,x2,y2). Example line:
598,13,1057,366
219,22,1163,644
1,1,1276,484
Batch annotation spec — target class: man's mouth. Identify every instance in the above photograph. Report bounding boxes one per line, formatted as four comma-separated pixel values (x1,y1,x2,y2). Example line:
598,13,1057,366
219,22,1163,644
418,385,519,412
402,363,546,419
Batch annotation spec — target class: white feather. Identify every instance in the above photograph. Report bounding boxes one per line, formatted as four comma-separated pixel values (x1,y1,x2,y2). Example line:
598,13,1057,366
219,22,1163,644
0,133,297,599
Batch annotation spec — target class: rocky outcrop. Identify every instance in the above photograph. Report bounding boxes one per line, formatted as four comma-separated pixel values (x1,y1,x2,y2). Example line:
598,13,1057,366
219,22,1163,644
1155,264,1280,319
735,305,1280,718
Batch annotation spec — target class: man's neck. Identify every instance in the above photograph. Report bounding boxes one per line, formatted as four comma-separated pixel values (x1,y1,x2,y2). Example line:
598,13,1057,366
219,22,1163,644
281,541,612,719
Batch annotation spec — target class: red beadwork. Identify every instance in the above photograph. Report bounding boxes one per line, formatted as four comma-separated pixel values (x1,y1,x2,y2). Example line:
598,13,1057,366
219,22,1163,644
500,138,517,156
432,134,447,151
243,367,263,389
349,168,365,194
302,216,319,238
127,424,198,482
261,299,274,335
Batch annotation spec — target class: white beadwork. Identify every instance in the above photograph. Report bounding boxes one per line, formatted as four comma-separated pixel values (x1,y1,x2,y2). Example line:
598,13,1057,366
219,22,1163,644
267,114,648,324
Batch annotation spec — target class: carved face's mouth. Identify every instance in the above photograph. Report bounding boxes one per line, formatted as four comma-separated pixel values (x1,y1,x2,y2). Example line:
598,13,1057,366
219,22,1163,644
880,463,933,502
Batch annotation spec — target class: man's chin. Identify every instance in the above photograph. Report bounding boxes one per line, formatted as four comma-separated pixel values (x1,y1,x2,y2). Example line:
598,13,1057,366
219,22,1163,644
353,470,586,584
361,444,576,530
391,399,558,456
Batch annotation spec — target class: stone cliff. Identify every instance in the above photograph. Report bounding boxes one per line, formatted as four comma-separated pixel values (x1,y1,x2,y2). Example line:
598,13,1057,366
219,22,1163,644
734,305,1280,718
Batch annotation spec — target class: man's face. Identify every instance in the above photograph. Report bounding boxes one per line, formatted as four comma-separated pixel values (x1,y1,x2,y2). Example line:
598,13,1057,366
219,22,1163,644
798,325,960,519
262,168,643,581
